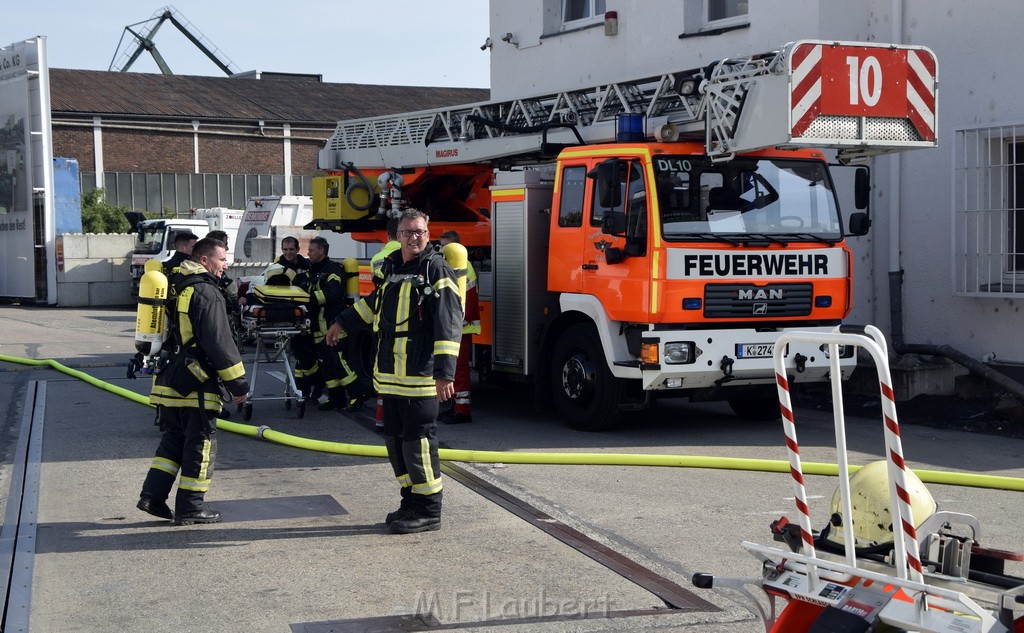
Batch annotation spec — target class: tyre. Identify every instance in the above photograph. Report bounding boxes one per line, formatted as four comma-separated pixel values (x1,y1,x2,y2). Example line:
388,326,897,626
297,402,305,419
242,402,253,421
285,398,292,410
549,323,626,431
728,396,781,421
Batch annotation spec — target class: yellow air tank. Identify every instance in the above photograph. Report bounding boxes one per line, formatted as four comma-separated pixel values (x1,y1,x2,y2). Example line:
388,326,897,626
442,242,468,311
342,257,360,302
135,268,168,358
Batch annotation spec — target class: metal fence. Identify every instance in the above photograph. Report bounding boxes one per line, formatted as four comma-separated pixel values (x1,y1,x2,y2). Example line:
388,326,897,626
79,171,315,215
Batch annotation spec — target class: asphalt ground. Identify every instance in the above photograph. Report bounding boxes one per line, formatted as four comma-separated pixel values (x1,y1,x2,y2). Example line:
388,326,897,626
1,305,1022,632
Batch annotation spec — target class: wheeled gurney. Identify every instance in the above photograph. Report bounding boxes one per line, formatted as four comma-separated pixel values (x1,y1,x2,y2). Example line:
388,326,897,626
238,284,311,421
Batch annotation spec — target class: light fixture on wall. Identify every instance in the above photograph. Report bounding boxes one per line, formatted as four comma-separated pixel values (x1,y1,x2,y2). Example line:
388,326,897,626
500,32,519,48
480,37,493,51
604,11,618,36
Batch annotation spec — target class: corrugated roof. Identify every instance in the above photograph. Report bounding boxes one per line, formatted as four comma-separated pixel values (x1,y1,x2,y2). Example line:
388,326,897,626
48,68,490,124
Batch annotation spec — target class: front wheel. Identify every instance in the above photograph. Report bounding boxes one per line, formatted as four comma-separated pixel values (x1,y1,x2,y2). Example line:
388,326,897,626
549,323,626,431
728,396,781,421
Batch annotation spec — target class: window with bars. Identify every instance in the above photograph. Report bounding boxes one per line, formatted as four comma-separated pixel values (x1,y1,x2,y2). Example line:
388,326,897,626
953,126,1024,296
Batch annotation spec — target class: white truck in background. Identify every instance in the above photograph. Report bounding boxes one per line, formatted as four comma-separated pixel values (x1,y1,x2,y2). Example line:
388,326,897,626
128,207,243,293
234,195,363,263
127,197,364,294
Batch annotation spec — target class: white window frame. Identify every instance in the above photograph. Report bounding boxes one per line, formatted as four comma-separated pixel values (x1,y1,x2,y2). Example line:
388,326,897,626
952,124,1024,296
705,0,749,29
561,0,606,30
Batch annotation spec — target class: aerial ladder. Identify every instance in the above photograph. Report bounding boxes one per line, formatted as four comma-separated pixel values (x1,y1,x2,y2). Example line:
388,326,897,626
318,39,936,176
109,5,240,76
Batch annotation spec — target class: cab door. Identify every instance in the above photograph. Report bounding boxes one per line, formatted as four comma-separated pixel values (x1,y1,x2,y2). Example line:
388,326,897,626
581,158,652,323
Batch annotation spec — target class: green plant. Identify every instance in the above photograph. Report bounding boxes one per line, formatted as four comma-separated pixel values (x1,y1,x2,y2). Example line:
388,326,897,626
80,188,137,233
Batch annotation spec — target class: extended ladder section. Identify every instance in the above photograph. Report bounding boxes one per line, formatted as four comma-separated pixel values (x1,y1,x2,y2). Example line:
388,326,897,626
318,39,937,170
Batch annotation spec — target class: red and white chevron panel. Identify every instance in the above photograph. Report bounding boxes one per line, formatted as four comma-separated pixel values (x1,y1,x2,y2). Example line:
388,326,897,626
790,42,937,143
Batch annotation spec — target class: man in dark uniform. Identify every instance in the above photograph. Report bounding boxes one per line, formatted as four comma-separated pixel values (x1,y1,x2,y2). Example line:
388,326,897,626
138,237,249,525
327,210,463,534
292,236,361,410
162,230,199,277
275,236,311,281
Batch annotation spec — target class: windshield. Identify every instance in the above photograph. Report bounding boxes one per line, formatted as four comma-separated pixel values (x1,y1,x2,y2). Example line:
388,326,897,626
654,156,843,241
135,227,166,254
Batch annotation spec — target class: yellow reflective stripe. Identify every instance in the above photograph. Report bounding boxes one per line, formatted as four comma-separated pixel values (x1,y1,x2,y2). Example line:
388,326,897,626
314,288,325,304
433,340,460,357
354,299,374,324
198,438,212,481
396,282,412,335
412,480,443,495
150,456,180,476
150,386,223,411
179,476,211,492
294,365,319,377
178,287,195,344
325,377,345,389
217,361,245,381
375,381,436,398
396,474,412,487
434,278,457,292
395,283,413,378
418,436,441,494
463,321,481,334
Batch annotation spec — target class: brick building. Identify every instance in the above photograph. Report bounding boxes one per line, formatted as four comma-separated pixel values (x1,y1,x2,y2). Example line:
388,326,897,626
48,69,489,214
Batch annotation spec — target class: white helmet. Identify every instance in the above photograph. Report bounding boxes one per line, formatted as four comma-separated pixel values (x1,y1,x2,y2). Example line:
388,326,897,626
825,460,937,549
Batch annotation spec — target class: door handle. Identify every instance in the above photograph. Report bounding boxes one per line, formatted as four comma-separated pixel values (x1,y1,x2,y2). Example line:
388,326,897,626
582,264,598,270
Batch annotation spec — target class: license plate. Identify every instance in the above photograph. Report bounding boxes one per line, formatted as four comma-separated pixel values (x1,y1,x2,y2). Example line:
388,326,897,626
736,343,774,358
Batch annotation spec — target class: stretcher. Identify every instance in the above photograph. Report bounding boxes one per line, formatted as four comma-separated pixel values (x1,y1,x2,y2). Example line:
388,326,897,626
692,325,1024,633
239,284,311,421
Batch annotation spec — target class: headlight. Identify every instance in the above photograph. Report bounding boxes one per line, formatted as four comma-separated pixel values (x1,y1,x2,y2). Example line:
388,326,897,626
820,343,854,359
664,342,696,364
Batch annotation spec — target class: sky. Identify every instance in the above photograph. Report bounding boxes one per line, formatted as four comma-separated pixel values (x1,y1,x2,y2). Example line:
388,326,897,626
4,1,491,88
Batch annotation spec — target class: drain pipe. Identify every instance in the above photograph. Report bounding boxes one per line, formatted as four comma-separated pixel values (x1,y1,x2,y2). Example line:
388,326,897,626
885,0,1024,402
884,0,1024,401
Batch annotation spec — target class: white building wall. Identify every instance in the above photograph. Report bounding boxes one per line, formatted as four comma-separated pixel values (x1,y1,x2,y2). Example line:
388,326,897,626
488,0,1024,363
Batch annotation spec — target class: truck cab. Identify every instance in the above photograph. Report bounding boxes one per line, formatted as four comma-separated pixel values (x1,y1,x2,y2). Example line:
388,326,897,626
129,218,210,293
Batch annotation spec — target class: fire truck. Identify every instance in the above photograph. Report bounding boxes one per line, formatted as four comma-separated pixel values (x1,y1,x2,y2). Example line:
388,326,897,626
309,40,938,430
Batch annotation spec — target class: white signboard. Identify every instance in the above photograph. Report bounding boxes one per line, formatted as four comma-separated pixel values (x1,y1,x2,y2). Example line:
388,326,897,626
0,37,54,302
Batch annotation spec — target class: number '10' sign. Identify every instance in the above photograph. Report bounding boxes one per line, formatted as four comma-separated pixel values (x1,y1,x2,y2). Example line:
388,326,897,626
819,46,907,117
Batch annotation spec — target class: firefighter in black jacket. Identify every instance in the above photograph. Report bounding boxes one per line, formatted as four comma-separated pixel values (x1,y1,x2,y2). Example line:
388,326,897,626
327,210,463,534
138,238,249,525
292,236,361,410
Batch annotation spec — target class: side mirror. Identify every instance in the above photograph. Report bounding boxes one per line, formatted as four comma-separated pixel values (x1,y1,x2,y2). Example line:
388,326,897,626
854,167,870,210
605,247,626,265
589,159,624,209
849,212,871,236
123,211,146,232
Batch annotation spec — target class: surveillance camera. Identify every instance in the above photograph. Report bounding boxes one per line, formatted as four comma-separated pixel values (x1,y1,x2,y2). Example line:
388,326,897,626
480,37,493,50
501,32,514,42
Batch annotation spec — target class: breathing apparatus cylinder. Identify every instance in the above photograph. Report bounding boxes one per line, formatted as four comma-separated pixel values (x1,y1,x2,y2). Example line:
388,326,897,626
342,257,360,302
442,242,468,311
144,257,164,274
135,268,169,360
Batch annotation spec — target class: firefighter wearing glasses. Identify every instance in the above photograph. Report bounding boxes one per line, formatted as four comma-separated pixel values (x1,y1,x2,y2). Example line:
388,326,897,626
326,210,463,534
138,237,249,525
